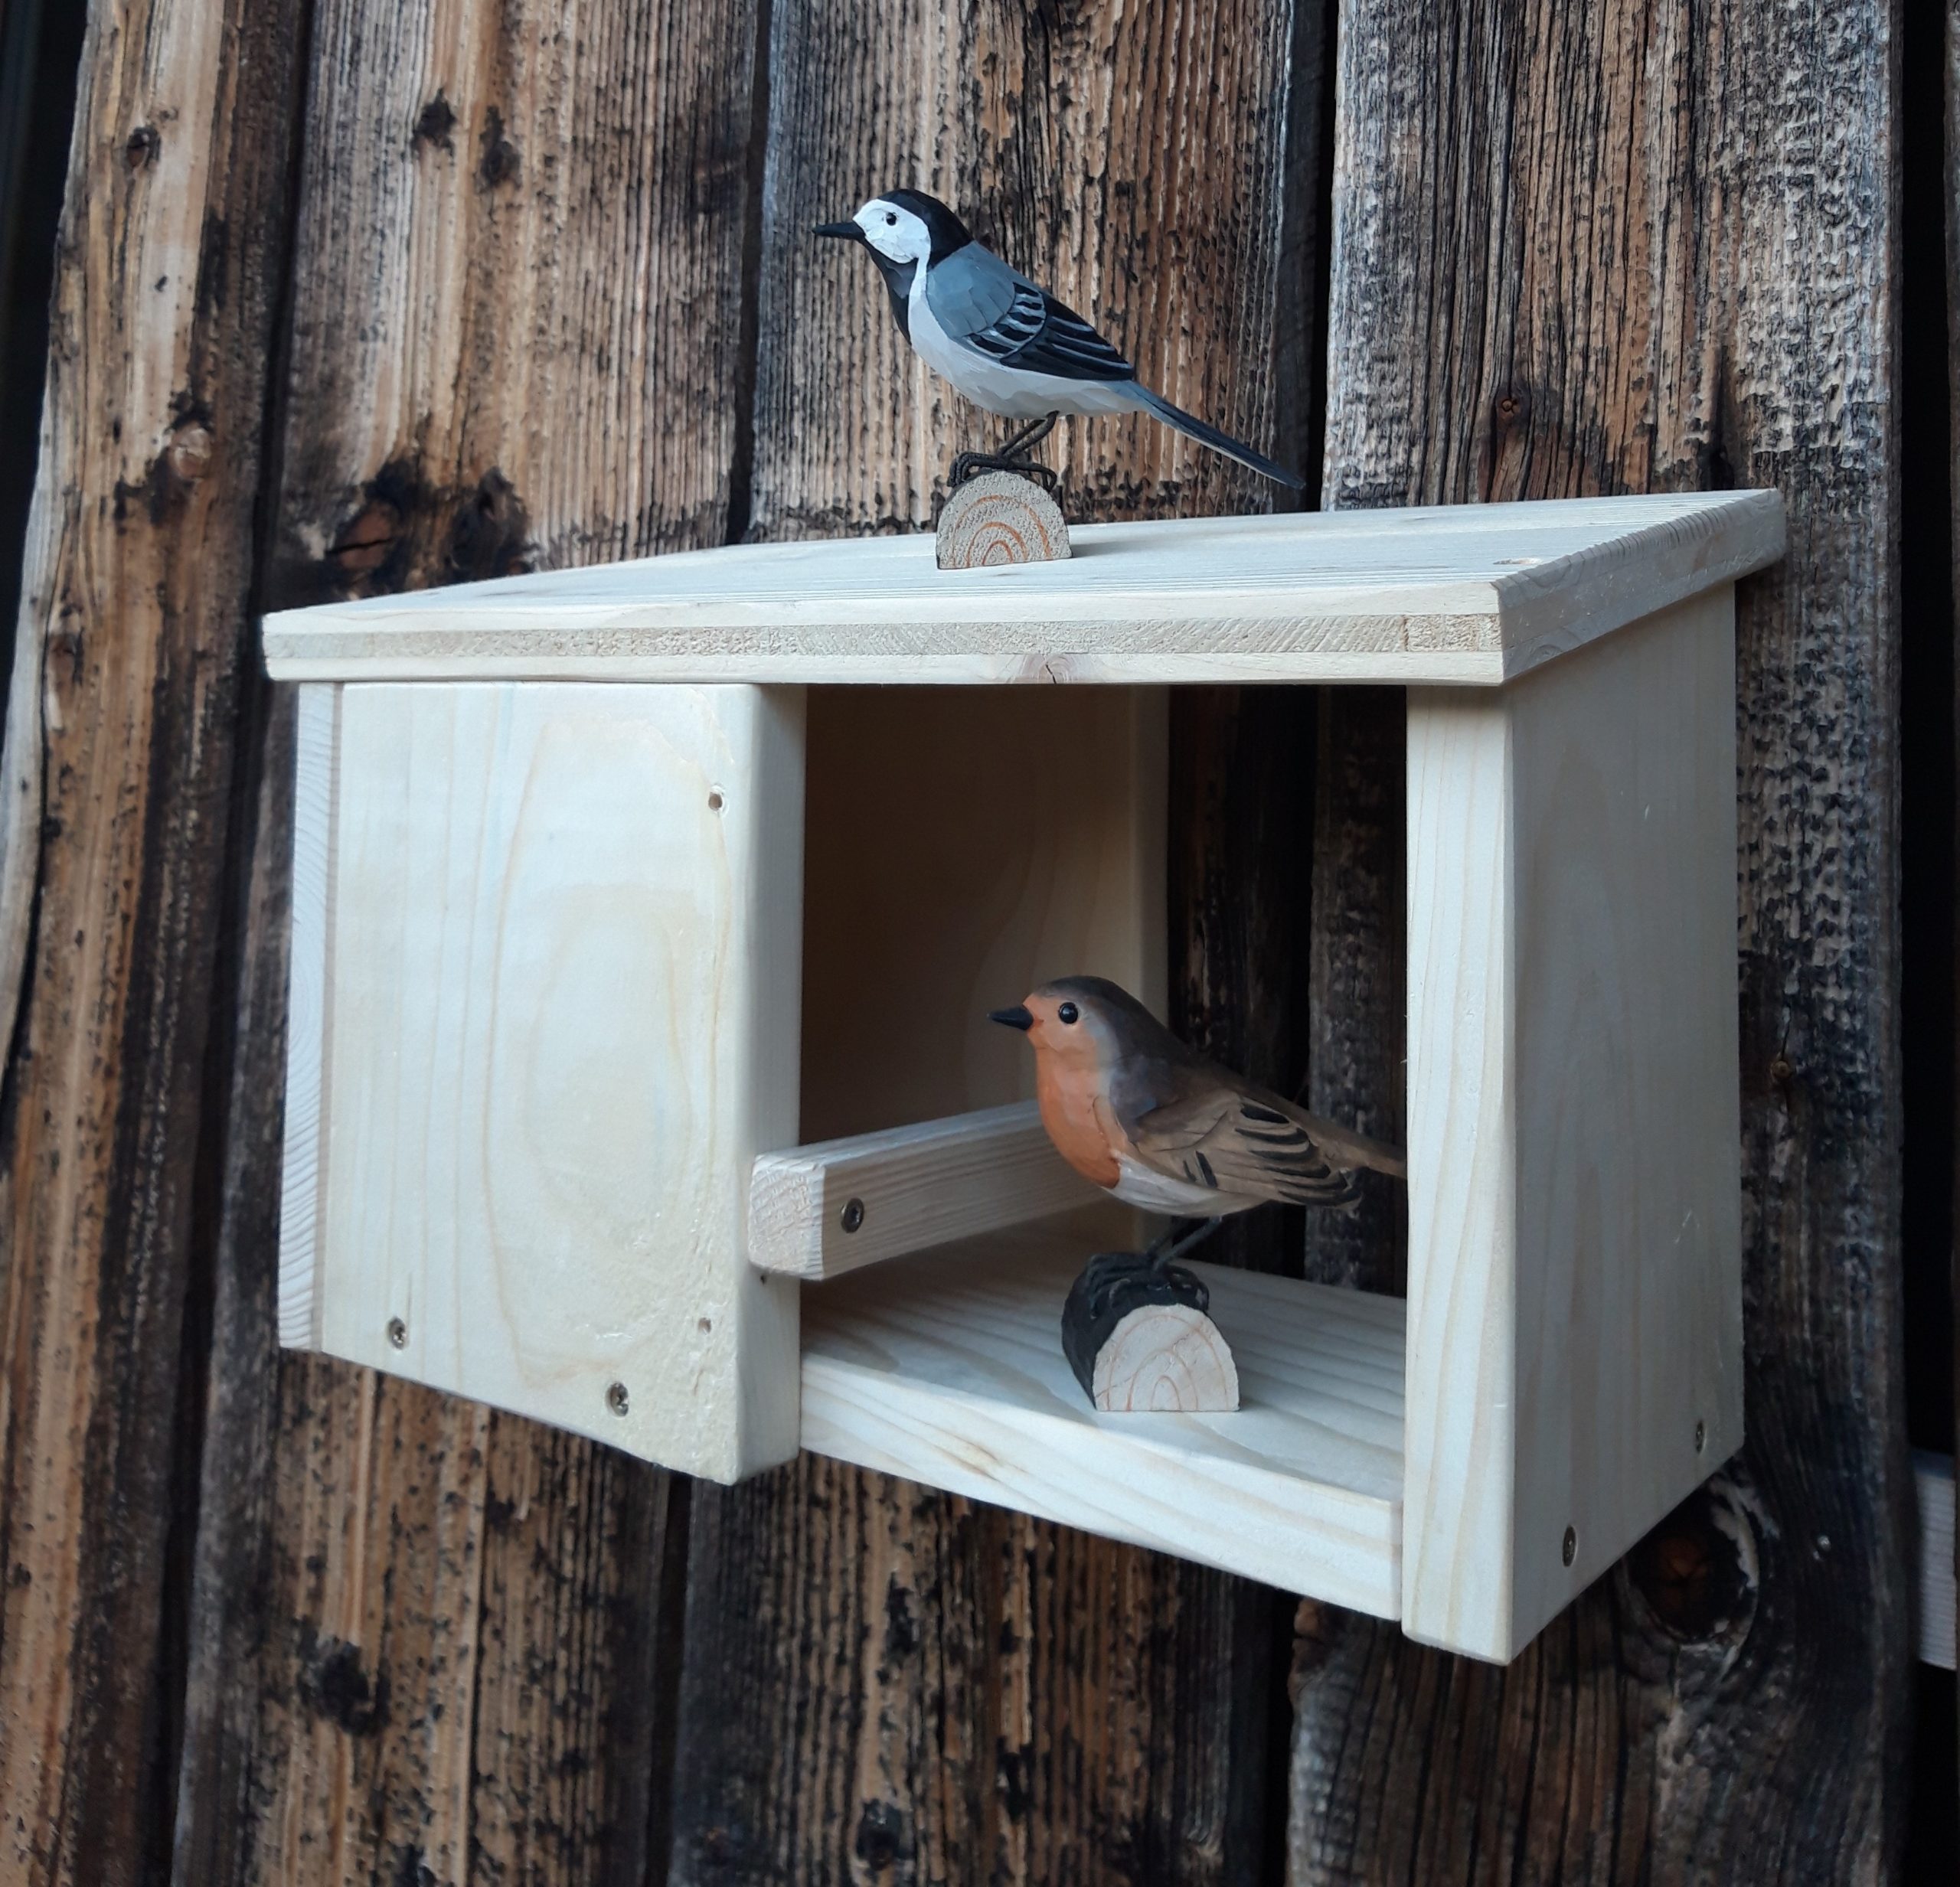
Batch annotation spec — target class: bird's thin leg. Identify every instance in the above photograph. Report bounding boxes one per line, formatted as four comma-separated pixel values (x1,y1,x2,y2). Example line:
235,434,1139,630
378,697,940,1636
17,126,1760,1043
949,411,1062,491
1145,1216,1225,1272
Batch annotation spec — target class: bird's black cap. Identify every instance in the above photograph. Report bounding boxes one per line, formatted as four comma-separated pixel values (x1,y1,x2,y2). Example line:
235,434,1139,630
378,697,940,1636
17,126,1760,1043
879,189,972,263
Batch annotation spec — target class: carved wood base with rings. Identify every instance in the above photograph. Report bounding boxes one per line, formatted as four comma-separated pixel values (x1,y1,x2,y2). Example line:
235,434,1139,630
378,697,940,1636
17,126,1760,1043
937,413,1070,570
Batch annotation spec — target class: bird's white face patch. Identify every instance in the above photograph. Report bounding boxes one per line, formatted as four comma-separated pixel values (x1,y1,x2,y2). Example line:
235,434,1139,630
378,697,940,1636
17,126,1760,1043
857,198,933,266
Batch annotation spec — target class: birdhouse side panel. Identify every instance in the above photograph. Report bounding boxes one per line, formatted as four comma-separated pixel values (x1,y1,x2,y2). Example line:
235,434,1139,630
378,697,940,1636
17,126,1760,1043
285,679,805,1482
1402,588,1743,1660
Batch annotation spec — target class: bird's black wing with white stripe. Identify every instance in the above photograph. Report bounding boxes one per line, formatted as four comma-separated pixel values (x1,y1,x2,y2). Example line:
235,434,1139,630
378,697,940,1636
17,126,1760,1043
925,246,1136,383
965,282,1137,383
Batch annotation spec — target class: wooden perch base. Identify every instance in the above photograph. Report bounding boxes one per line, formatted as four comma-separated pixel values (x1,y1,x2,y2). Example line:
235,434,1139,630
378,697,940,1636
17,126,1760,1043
936,471,1070,569
1060,1252,1241,1412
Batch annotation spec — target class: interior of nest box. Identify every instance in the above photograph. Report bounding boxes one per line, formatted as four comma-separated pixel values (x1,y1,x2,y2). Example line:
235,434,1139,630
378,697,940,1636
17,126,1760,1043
796,686,1171,1143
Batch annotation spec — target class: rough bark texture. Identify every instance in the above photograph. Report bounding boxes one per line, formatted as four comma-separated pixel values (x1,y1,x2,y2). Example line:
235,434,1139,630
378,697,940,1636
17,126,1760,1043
0,1,310,1880
1289,2,1913,1880
665,6,1319,1882
168,0,762,1879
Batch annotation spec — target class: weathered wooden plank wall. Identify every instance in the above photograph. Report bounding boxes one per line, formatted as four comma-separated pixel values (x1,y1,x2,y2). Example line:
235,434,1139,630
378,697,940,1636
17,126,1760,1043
0,0,1942,1879
0,0,310,1880
172,2,764,1879
1289,0,1913,1879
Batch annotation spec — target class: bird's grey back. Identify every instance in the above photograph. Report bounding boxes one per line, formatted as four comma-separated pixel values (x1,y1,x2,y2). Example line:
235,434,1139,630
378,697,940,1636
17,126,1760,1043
923,242,1022,337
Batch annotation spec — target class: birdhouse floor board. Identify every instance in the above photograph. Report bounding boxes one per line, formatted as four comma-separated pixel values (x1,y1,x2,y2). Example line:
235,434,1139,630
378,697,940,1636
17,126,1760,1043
263,492,1784,687
799,1218,1406,1620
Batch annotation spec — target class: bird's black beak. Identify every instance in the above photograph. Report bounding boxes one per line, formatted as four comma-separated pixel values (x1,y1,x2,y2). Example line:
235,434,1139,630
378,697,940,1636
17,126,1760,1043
988,1005,1034,1032
813,220,867,246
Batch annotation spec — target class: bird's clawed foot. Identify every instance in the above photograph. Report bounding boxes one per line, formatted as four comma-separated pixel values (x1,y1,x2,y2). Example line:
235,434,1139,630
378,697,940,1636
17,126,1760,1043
951,412,1061,492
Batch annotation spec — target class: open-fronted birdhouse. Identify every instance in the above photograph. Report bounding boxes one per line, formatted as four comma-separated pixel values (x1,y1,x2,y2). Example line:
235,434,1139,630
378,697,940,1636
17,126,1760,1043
266,491,1782,1663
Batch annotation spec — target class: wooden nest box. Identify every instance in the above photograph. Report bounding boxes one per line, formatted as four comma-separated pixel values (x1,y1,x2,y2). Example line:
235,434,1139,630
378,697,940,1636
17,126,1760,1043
266,491,1784,1663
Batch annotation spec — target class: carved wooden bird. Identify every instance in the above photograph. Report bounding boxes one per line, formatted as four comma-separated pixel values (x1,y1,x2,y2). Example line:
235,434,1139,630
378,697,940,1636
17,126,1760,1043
990,977,1403,1249
814,189,1305,489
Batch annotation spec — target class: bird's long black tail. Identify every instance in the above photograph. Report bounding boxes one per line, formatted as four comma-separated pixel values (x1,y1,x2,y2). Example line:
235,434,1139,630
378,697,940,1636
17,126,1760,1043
1132,387,1305,489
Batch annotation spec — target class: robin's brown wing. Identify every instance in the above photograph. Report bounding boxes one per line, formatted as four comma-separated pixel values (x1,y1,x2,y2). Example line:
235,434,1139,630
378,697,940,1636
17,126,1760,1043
1123,1063,1405,1209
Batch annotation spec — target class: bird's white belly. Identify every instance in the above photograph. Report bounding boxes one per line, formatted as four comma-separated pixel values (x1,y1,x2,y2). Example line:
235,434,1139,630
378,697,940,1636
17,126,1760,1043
1108,1154,1258,1216
908,282,1145,420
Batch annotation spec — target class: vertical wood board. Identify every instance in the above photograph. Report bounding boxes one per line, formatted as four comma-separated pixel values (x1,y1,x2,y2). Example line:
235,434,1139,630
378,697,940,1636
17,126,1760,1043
1403,589,1743,1660
0,0,310,1879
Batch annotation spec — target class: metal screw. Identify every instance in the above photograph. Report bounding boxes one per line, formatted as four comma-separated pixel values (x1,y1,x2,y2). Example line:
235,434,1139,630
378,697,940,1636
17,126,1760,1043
841,1197,865,1233
1694,1420,1707,1454
606,1381,630,1417
1562,1525,1576,1567
707,790,724,811
387,1317,407,1350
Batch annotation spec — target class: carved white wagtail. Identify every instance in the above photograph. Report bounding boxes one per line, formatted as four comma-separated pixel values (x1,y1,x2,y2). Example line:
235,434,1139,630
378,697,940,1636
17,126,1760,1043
814,190,1305,490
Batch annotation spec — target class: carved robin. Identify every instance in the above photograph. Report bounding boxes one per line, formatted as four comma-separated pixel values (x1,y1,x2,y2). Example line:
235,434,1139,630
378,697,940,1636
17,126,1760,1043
990,975,1403,1262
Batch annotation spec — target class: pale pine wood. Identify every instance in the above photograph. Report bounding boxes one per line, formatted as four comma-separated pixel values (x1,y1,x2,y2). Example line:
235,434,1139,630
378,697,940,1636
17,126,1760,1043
799,686,1168,1141
748,1102,1104,1281
1918,1451,1955,1670
292,681,805,1482
263,492,1783,686
799,1219,1406,1618
1090,1306,1240,1413
936,472,1070,568
276,684,338,1348
1401,589,1743,1661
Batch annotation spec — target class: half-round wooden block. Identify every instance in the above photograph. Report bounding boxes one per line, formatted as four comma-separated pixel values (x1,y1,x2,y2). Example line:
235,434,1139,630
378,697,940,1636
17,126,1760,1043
1060,1249,1240,1412
936,471,1070,570
1091,1303,1240,1412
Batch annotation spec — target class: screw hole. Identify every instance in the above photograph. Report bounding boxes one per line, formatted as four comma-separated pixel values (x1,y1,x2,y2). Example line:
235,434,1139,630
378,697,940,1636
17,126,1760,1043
1694,1420,1707,1454
841,1197,865,1233
606,1381,630,1416
1562,1525,1576,1567
697,1316,712,1333
387,1317,407,1350
707,790,724,811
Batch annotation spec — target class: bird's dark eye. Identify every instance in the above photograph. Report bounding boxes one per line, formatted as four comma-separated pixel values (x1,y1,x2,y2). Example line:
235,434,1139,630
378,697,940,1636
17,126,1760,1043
884,212,897,225
1057,1001,1080,1025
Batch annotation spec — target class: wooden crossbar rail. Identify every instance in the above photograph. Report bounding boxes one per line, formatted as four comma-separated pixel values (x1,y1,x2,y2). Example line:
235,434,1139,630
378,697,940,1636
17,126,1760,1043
748,1102,1103,1281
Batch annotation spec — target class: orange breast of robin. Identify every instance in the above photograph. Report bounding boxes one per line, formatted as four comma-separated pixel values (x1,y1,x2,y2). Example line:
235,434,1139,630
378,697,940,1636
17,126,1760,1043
1035,1057,1122,1187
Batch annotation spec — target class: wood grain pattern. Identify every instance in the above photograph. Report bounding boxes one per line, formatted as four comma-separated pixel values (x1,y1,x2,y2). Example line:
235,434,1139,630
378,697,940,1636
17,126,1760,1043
801,685,1167,1142
936,471,1070,568
261,492,1785,686
1292,0,1912,1872
749,1102,1105,1281
1402,591,1742,1660
275,684,338,1349
0,0,309,1879
292,681,804,1481
800,1222,1405,1620
172,0,768,1875
668,8,1320,1880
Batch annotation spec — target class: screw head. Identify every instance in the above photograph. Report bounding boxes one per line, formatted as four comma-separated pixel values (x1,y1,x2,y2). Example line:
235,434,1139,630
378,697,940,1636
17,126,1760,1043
1694,1420,1707,1454
1562,1525,1576,1567
387,1316,407,1349
606,1381,630,1417
841,1197,865,1234
707,790,724,811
